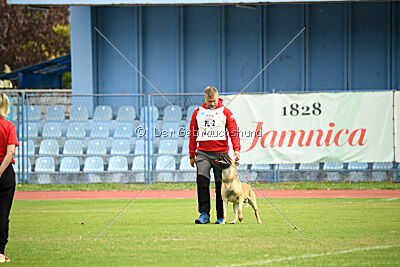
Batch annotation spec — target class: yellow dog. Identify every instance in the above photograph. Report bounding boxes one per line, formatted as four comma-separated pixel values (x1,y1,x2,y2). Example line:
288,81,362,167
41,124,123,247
217,155,262,224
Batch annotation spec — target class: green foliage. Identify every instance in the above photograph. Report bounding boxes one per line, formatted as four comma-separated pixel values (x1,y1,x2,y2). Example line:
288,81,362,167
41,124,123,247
0,3,70,78
8,198,400,265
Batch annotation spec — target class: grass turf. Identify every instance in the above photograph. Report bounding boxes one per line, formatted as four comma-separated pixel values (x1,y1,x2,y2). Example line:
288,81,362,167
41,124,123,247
8,198,400,266
15,181,400,192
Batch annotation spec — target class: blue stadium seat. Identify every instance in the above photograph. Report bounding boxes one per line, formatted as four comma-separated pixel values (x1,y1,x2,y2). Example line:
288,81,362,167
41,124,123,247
348,162,368,170
132,156,146,171
236,164,248,171
60,157,80,173
299,163,320,171
39,140,59,156
63,140,83,156
276,163,296,171
94,105,113,121
186,105,197,121
158,140,178,154
70,105,89,121
19,123,39,139
372,162,393,170
110,140,131,155
117,106,136,121
113,122,133,139
46,105,65,121
181,139,189,154
134,139,153,155
163,106,182,121
42,122,62,139
27,105,41,122
83,157,104,173
13,157,31,173
156,156,175,171
250,164,271,171
161,122,181,139
90,122,110,139
86,140,107,156
34,157,55,173
323,162,344,171
140,106,159,121
108,156,128,172
66,122,86,139
15,140,35,156
179,157,193,171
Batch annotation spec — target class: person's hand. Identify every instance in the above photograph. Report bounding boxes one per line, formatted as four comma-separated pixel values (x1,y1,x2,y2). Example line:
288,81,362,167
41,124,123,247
190,157,196,168
234,151,240,162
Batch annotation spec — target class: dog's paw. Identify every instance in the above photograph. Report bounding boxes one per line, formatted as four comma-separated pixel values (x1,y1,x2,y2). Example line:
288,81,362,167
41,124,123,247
230,221,237,224
221,221,226,224
257,220,262,224
239,217,243,222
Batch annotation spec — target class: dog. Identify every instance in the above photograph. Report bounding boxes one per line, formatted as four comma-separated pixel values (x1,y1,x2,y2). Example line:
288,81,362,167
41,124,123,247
216,154,262,224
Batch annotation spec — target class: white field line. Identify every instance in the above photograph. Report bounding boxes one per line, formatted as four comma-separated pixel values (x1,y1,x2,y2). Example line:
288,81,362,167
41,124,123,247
215,244,400,267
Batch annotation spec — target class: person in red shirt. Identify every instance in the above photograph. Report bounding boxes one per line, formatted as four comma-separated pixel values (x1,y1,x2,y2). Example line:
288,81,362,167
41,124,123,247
189,86,240,224
0,93,19,263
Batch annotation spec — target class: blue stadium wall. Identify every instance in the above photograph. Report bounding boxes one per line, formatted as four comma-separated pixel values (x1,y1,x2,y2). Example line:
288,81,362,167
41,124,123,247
70,3,400,107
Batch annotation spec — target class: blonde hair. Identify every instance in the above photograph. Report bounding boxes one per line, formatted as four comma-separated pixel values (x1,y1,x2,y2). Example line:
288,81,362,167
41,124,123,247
0,93,10,119
204,86,218,98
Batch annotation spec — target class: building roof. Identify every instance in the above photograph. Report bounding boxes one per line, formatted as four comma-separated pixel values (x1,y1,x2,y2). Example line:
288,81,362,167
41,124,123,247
7,0,375,5
0,54,71,81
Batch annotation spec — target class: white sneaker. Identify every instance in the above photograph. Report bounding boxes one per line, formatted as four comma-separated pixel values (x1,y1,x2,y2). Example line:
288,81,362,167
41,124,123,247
0,254,5,263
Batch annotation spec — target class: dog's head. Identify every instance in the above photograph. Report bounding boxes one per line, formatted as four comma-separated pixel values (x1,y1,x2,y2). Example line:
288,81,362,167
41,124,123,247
215,154,239,169
216,154,239,182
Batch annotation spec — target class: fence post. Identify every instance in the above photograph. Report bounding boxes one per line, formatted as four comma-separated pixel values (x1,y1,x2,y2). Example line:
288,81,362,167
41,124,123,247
396,162,399,183
21,92,25,183
146,94,151,184
25,94,29,183
17,95,21,183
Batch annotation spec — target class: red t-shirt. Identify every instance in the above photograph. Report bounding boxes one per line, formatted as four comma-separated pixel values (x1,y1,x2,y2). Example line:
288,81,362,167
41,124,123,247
0,118,19,164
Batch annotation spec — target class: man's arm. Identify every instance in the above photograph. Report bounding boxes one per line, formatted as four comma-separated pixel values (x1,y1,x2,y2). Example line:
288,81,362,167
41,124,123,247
189,108,199,167
0,145,15,178
224,108,241,161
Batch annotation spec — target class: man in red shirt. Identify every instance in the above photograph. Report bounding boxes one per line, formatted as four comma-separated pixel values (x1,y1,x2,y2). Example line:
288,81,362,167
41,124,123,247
189,86,240,224
0,93,19,263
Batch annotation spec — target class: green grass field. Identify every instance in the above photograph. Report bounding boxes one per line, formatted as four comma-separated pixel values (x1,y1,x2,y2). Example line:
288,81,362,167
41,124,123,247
15,181,400,191
8,197,400,266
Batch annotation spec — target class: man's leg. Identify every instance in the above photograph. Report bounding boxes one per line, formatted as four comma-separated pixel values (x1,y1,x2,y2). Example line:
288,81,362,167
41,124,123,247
195,153,212,219
213,165,223,219
196,175,210,215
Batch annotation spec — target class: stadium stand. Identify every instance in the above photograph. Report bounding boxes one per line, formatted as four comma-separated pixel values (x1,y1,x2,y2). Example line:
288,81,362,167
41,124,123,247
83,157,104,173
42,122,62,139
63,140,84,156
90,122,110,139
117,106,136,121
323,162,344,171
93,105,113,121
60,157,80,174
140,106,159,121
46,105,65,121
299,162,320,171
108,156,129,172
66,122,86,139
70,105,89,121
110,140,131,155
35,157,56,173
39,140,59,156
158,139,178,154
27,105,41,121
86,140,107,156
163,106,182,121
113,122,133,139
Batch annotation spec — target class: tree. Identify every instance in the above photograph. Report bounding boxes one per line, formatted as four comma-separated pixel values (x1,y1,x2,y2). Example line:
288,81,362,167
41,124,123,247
0,2,70,75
